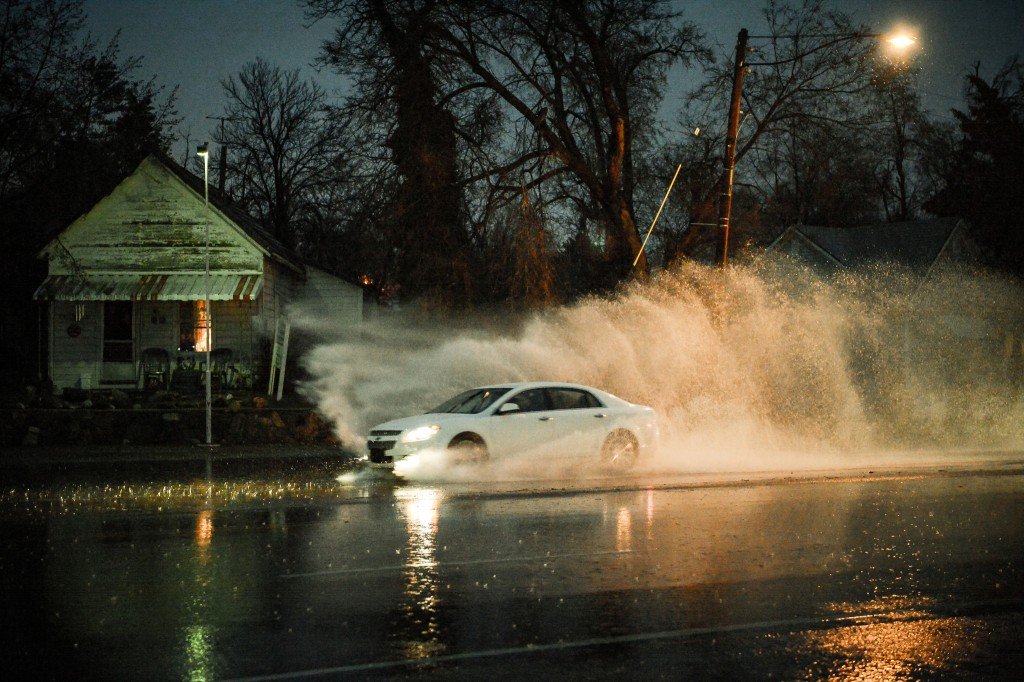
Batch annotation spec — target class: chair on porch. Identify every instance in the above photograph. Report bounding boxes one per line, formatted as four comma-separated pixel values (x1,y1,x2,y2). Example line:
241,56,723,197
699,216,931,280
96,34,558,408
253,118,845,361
210,348,235,391
138,348,171,391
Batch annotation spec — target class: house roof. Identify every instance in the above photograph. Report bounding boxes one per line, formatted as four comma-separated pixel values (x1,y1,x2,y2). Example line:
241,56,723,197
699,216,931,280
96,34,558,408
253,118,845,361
152,152,306,278
770,218,965,273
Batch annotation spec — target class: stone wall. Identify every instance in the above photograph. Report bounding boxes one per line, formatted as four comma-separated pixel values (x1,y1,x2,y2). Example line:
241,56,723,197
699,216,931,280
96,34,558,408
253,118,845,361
2,389,339,447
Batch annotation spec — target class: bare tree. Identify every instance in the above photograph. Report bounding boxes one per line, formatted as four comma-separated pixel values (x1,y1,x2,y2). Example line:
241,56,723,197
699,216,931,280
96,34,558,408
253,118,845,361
217,58,345,250
508,187,555,307
308,0,706,296
677,0,887,253
425,0,707,284
868,62,955,223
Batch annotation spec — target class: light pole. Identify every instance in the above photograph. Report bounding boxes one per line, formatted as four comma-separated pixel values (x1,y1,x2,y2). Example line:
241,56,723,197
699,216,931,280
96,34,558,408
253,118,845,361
716,28,917,266
196,144,213,453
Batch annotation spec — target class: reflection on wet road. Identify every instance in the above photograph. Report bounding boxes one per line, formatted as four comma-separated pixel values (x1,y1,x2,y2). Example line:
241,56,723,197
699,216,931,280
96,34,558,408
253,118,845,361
2,460,1023,679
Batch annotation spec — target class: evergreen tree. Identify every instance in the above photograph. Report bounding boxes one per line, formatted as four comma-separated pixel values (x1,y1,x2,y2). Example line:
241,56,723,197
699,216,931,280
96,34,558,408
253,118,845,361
925,60,1024,275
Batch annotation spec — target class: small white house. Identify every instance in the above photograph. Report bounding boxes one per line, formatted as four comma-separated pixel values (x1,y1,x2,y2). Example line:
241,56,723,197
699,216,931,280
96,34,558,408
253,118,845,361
34,153,361,391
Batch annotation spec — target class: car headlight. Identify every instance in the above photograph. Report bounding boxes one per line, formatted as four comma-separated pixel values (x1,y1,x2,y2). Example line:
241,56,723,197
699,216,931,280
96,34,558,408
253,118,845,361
401,425,440,443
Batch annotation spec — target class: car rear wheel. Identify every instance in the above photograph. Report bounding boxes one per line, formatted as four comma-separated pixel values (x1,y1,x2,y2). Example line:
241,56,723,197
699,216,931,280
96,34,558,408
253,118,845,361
600,430,638,471
448,434,488,464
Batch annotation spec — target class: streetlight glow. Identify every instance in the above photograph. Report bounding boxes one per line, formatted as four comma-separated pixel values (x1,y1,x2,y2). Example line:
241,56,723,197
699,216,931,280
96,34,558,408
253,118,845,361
881,24,919,60
886,34,916,50
716,24,920,266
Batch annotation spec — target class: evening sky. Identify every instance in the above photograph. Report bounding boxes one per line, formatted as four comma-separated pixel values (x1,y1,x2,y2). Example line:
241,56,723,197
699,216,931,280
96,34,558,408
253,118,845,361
83,0,1024,159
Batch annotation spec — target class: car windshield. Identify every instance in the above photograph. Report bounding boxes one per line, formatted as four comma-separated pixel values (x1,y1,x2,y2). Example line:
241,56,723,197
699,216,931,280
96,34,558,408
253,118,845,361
428,387,510,414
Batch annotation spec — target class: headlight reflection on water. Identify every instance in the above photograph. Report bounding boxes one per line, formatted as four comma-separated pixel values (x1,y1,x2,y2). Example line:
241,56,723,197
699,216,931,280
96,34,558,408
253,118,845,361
394,487,446,658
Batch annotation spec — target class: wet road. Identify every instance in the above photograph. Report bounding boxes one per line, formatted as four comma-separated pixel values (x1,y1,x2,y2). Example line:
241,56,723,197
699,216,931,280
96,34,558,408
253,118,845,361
2,457,1024,680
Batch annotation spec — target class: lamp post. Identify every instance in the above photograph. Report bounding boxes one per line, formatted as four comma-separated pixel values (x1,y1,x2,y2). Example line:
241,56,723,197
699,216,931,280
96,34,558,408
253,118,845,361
196,144,213,452
715,28,917,266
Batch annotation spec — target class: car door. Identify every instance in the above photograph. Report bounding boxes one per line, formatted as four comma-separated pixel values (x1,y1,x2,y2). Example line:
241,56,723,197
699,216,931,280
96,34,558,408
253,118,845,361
485,388,561,458
544,387,605,459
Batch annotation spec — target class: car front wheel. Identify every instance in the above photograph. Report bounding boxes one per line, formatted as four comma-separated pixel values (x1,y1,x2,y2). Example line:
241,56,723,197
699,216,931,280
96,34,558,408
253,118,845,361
447,434,488,464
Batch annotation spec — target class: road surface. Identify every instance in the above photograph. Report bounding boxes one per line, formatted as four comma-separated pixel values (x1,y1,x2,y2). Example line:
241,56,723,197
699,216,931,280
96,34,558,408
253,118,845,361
2,453,1023,679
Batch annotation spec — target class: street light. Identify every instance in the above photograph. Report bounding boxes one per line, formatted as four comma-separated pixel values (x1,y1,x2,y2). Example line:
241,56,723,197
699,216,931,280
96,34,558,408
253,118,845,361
196,144,213,453
886,34,917,50
715,29,917,267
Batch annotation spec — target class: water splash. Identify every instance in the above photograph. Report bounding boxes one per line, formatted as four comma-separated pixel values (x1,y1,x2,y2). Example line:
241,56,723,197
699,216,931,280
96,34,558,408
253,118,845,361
296,259,1024,470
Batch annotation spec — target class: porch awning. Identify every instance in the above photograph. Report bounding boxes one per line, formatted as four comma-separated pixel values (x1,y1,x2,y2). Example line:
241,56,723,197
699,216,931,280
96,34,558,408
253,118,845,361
34,274,263,302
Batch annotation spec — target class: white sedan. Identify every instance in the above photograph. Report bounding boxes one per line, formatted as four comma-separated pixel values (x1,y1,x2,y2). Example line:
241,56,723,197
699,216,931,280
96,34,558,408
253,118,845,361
365,382,658,472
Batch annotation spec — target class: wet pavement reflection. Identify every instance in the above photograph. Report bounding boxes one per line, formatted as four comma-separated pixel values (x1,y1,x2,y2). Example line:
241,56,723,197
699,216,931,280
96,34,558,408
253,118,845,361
1,461,1023,679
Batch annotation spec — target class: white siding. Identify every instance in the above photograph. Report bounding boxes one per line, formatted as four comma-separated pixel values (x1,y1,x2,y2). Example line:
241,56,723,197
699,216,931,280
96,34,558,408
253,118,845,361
211,300,256,365
296,267,363,331
44,157,263,275
137,301,177,352
51,301,102,388
259,258,301,338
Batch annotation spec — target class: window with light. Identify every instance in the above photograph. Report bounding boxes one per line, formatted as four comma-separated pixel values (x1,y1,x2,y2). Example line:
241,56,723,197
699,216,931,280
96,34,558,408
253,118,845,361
179,301,212,352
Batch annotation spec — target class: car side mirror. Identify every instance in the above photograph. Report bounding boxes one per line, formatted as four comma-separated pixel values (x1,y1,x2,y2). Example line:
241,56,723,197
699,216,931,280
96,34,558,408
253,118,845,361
497,402,520,415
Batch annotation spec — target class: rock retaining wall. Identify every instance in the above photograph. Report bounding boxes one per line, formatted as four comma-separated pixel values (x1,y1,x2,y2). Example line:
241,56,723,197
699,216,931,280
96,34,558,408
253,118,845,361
2,389,339,447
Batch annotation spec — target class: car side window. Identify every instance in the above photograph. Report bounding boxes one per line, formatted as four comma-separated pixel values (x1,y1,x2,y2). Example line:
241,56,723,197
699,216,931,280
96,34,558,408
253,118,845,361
508,388,549,413
547,388,603,410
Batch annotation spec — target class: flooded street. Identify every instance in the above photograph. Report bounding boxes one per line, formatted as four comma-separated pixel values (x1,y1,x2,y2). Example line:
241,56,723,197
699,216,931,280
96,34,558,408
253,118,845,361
3,454,1023,679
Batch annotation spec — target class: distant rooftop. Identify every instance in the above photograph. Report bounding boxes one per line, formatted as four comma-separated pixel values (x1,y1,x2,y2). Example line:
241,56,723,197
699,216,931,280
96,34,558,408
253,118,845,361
775,218,965,273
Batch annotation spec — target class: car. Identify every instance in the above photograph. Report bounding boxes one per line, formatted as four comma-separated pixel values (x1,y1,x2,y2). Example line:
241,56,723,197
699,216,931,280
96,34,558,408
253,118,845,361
364,382,658,474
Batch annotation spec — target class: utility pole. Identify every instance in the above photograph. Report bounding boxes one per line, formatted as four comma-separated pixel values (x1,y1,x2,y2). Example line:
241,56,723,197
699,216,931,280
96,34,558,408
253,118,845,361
717,28,749,268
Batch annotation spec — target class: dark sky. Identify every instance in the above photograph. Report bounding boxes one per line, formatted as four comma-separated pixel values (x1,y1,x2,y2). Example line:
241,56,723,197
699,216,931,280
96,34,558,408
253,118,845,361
85,0,1024,158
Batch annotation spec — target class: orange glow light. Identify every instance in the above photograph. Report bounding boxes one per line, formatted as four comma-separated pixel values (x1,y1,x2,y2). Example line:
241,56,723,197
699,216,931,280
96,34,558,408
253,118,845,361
195,300,210,352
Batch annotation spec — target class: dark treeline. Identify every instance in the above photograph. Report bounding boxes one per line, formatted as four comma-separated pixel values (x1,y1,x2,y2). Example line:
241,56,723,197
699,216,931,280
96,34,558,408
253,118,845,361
0,0,177,390
2,0,1023,386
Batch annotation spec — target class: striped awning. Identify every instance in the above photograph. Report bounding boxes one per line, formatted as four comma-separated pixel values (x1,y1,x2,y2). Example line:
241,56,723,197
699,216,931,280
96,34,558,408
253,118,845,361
34,274,262,302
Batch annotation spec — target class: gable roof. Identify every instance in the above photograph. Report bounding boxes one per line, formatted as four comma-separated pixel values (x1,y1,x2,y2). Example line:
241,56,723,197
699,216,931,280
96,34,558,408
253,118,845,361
768,218,966,273
38,152,305,279
152,152,305,278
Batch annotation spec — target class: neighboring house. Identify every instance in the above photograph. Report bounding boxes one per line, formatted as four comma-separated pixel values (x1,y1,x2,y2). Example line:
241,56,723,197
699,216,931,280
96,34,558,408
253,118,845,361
34,153,361,391
765,217,976,275
765,217,1022,390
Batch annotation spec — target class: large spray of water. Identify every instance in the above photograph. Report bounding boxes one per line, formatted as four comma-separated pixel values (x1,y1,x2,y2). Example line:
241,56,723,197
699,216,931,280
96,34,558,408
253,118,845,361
296,259,1023,472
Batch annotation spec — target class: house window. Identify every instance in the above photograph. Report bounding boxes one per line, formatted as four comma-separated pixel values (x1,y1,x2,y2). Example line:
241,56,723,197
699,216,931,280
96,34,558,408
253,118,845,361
179,301,212,352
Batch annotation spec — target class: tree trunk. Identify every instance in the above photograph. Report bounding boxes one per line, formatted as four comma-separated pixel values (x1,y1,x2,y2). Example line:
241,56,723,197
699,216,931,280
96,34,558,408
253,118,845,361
370,0,471,304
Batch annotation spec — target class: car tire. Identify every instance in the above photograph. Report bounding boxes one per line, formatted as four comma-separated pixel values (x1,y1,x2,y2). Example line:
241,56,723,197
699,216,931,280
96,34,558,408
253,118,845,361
448,434,488,464
600,429,638,471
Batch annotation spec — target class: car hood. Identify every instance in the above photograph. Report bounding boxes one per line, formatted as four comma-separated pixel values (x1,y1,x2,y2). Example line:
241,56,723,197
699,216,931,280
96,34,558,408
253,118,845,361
370,412,475,433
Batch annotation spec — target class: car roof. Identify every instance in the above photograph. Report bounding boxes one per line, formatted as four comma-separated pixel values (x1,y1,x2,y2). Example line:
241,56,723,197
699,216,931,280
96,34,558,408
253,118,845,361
475,381,592,390
476,381,623,399
464,382,635,408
